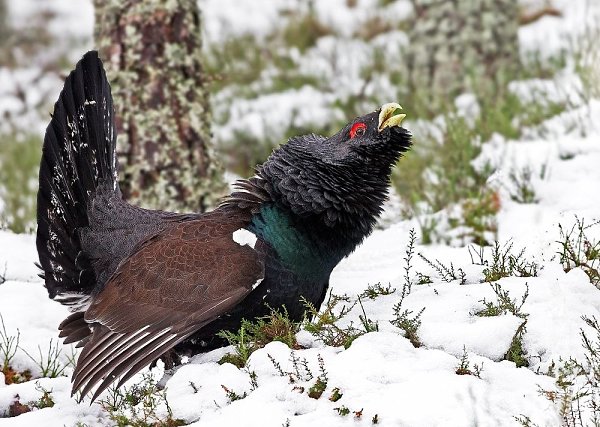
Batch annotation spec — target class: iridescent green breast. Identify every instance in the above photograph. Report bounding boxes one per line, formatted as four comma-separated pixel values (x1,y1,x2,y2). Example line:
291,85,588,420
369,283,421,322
248,204,346,283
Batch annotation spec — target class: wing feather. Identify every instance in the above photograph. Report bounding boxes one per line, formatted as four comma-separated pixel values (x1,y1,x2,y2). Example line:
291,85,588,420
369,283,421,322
68,213,263,401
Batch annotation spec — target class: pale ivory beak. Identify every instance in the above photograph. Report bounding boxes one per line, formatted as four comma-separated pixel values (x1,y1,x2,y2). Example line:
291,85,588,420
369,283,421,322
378,103,406,132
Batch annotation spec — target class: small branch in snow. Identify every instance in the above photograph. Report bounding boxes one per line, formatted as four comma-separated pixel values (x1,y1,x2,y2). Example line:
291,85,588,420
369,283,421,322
0,263,7,285
402,228,417,296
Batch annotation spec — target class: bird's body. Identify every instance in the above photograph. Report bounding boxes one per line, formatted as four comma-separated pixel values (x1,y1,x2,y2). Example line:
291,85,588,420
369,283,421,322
36,51,411,401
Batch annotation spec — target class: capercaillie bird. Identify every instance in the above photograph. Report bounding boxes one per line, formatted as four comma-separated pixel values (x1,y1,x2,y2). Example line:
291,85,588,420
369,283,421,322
36,51,411,401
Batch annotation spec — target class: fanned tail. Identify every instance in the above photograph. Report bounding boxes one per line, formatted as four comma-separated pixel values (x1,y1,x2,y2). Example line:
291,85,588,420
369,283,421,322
36,51,119,306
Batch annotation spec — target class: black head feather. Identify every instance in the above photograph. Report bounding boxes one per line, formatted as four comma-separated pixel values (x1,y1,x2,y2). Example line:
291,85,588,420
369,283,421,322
254,107,411,240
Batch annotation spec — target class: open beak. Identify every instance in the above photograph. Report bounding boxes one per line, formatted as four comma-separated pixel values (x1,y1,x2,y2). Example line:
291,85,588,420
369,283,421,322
378,103,406,132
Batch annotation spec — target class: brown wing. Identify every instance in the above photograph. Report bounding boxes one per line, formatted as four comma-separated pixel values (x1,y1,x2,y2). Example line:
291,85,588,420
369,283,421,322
69,213,263,401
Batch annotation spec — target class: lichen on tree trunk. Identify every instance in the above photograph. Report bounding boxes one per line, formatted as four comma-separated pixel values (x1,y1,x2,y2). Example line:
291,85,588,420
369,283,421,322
406,0,520,114
93,0,226,212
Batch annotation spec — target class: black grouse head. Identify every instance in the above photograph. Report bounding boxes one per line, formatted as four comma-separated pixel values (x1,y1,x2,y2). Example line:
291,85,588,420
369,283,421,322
257,103,411,237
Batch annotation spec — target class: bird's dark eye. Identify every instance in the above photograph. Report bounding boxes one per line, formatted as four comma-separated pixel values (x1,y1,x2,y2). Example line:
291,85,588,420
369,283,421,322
350,122,367,139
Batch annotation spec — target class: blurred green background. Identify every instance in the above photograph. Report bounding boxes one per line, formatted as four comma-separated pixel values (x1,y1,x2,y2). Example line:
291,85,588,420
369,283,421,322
0,0,597,244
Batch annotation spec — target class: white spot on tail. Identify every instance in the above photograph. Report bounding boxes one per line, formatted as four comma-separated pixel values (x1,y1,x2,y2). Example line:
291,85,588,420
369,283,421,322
54,293,91,311
232,229,257,249
252,278,263,290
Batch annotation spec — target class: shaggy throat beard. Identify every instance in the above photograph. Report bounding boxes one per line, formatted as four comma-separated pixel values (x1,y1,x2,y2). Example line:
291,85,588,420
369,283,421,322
259,153,398,243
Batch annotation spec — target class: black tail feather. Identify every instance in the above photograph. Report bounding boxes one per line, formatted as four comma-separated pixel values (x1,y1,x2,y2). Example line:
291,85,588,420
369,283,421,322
36,51,119,304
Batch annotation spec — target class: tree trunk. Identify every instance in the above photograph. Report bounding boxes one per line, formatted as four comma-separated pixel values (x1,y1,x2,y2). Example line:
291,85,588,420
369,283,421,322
93,0,226,212
0,0,8,44
406,0,520,114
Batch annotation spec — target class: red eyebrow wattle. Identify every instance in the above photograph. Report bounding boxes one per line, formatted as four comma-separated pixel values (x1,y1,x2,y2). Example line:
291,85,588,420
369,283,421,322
350,122,366,139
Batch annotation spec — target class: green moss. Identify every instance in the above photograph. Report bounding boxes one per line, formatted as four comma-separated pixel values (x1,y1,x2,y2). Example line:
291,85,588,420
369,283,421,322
100,373,185,427
557,218,600,286
218,308,301,368
392,83,565,244
504,321,529,368
455,346,483,378
329,387,343,402
392,114,488,216
303,292,378,349
29,384,55,409
474,283,529,320
474,92,566,141
204,35,270,92
308,377,327,399
334,406,350,416
281,11,331,52
308,354,329,399
479,242,540,283
0,134,41,233
460,190,500,246
354,16,393,41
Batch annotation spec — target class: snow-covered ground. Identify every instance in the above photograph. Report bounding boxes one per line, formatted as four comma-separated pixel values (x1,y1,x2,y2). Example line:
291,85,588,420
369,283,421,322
1,0,600,426
2,136,600,425
1,118,600,425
